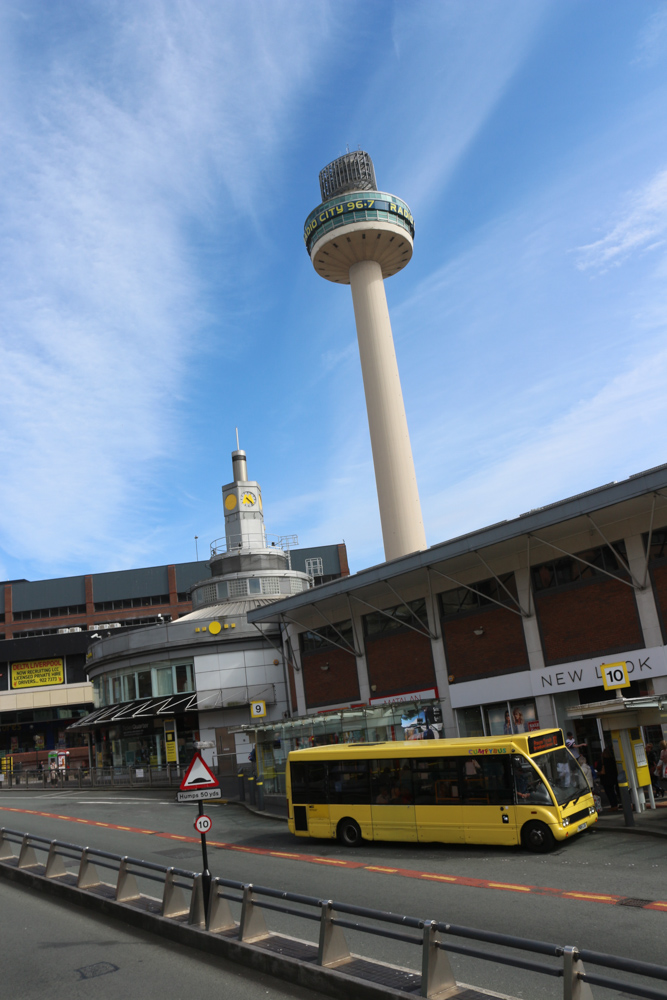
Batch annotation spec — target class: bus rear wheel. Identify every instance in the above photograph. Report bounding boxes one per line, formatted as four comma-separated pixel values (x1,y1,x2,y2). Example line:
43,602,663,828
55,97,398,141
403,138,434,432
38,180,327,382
337,818,362,847
521,820,555,853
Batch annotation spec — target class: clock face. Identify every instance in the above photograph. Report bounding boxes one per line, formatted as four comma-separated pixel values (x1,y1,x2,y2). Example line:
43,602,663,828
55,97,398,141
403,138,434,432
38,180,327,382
241,491,257,507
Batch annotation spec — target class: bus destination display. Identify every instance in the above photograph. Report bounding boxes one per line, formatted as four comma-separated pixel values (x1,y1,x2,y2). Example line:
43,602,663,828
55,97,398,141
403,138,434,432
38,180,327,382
528,731,563,755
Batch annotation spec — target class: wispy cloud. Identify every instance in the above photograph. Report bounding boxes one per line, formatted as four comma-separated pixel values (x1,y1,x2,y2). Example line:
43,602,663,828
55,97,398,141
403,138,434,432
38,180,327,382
385,1,549,208
0,2,329,572
633,6,667,68
575,168,667,272
424,344,667,544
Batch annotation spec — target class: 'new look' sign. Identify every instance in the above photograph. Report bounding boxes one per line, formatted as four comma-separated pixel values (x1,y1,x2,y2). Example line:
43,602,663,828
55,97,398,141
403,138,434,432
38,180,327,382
449,645,667,709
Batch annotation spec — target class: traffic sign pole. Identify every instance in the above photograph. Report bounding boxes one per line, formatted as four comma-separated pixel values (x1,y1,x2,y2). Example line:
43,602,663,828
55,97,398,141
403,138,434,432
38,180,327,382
198,799,211,913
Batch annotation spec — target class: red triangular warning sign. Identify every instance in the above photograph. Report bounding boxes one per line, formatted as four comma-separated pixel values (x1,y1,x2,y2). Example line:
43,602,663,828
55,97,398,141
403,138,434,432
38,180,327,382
180,752,220,791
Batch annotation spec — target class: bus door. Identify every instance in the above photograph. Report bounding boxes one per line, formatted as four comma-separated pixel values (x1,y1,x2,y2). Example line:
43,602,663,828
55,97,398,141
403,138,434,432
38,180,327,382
412,756,465,844
370,759,417,842
290,760,331,838
461,754,517,846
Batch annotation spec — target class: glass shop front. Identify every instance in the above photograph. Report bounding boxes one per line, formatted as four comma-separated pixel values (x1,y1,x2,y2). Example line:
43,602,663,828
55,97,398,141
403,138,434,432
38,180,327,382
241,700,444,795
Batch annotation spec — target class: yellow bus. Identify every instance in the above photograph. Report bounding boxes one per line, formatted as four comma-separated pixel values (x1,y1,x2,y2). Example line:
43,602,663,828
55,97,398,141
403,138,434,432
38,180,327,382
286,729,597,852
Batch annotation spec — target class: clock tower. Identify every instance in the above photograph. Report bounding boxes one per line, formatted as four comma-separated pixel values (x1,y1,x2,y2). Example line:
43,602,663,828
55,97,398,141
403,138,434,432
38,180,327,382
221,449,266,552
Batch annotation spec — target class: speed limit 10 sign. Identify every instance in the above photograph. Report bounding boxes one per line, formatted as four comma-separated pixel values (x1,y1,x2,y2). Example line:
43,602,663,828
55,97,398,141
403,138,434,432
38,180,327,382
601,661,630,691
194,814,212,834
250,700,266,718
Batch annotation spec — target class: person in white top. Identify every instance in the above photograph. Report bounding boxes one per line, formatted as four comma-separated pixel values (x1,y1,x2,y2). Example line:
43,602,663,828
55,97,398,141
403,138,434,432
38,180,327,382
578,755,593,788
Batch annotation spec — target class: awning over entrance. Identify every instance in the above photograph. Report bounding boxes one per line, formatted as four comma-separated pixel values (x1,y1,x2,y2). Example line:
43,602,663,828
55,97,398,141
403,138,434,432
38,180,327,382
67,693,208,730
68,684,277,730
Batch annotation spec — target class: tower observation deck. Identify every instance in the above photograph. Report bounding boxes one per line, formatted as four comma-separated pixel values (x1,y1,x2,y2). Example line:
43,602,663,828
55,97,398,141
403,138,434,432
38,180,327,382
304,151,426,562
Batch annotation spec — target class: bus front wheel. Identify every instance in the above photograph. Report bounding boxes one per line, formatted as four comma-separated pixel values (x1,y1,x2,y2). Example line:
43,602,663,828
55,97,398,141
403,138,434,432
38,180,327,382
521,820,555,853
337,818,362,847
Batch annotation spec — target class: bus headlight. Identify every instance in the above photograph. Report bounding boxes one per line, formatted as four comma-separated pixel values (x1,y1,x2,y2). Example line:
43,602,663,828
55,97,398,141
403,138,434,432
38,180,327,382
562,817,570,827
588,807,596,815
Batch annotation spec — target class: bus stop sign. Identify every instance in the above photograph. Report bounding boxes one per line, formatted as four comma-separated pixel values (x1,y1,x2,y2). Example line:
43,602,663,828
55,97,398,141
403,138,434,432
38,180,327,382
601,661,630,691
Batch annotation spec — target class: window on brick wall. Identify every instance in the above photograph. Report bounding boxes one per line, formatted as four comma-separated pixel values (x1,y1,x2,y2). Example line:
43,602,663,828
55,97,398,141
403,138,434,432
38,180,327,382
644,528,667,563
439,574,518,618
301,620,354,655
13,604,86,621
531,542,627,592
93,595,169,612
363,598,428,636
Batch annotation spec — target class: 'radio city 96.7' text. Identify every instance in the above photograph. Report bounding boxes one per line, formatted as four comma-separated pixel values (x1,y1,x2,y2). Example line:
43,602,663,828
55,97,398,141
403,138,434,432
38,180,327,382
304,200,414,243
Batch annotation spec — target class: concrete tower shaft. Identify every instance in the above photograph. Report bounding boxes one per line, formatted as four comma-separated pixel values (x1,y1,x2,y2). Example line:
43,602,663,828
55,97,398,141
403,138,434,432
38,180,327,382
305,152,426,562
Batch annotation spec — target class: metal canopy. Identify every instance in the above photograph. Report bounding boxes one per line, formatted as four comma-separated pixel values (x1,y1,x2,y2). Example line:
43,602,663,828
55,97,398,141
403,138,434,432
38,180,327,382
248,464,667,627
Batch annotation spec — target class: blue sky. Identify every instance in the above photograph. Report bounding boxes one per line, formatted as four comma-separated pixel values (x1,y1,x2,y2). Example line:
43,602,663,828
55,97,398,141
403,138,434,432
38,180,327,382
2,1,667,582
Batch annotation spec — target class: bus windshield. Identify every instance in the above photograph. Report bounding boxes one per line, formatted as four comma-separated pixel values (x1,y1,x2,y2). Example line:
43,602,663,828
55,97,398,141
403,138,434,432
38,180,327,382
532,747,590,807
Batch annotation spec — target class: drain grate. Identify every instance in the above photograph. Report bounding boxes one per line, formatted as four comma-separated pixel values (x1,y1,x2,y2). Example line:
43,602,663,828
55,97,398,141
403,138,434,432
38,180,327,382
617,898,653,908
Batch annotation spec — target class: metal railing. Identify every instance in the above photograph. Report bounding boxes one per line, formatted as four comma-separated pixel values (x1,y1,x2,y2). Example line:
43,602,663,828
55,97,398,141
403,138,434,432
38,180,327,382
1,826,665,999
0,827,205,923
0,766,185,790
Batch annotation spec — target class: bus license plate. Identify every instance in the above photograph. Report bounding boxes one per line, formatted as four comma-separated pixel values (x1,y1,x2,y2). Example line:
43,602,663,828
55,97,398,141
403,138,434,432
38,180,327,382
577,822,587,832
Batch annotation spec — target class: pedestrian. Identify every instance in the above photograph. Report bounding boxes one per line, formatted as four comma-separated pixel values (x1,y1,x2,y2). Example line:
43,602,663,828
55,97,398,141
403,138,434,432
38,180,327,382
578,755,593,788
565,731,586,756
646,743,663,799
656,740,667,795
599,746,619,810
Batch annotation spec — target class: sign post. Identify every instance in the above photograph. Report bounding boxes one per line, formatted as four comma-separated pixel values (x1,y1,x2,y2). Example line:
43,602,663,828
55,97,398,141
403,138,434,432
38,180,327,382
178,750,220,912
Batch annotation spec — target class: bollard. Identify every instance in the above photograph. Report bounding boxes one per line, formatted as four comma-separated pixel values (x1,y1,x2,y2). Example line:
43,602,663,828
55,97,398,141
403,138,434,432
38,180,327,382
256,780,264,811
247,774,256,807
238,771,245,802
617,770,635,827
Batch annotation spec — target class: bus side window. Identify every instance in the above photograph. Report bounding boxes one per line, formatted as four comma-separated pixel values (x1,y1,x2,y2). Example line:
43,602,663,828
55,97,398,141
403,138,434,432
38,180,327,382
462,757,513,805
290,762,308,804
307,761,328,803
413,757,461,805
328,760,370,804
291,761,327,804
371,759,414,804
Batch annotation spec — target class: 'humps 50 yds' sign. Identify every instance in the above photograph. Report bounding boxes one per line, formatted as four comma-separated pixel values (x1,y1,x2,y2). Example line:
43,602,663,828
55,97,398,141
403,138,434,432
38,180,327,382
11,658,64,689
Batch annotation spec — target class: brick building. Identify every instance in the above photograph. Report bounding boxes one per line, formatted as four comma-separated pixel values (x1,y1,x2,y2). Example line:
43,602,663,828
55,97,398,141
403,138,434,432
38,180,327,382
0,542,348,764
248,464,667,768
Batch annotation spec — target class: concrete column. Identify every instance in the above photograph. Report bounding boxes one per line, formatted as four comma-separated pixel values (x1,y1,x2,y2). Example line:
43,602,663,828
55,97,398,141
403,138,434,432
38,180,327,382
347,603,371,704
624,534,663,648
423,579,457,737
349,259,426,562
285,627,307,716
515,567,556,728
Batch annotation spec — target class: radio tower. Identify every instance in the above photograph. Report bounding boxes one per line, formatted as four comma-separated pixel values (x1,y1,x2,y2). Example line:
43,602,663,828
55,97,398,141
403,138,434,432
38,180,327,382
304,151,427,561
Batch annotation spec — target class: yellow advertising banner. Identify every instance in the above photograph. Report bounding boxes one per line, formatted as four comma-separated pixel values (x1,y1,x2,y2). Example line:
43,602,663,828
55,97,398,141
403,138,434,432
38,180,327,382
11,658,64,689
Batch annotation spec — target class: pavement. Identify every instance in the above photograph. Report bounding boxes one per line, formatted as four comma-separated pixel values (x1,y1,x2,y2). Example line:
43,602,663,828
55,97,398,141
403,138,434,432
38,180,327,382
594,794,667,838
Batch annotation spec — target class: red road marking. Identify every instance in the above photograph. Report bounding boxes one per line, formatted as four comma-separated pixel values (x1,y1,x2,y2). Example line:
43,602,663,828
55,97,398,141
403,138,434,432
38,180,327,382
1,804,665,911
